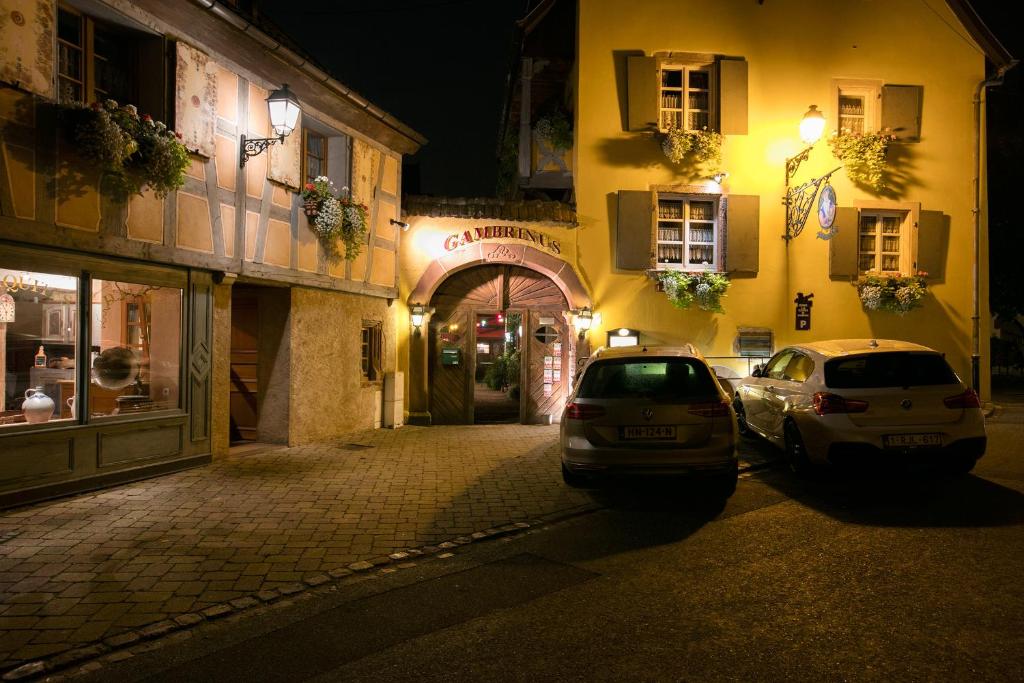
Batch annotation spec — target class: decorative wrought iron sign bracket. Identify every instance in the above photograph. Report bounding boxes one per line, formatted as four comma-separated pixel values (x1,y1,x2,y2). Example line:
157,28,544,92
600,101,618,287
783,166,841,242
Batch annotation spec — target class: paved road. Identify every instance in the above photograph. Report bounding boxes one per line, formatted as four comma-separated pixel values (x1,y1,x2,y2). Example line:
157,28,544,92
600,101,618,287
67,405,1024,682
0,419,775,675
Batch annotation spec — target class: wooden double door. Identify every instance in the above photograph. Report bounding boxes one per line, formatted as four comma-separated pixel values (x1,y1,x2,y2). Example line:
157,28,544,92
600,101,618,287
429,265,574,425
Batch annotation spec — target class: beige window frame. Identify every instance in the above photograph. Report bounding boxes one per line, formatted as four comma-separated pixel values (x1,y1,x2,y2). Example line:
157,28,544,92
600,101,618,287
857,210,912,275
831,79,881,135
655,194,720,272
658,62,715,132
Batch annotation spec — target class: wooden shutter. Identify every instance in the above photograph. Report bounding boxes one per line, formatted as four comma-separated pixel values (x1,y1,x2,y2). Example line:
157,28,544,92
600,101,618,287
718,59,748,135
137,35,169,123
726,194,759,273
174,42,217,158
627,56,657,131
0,0,55,99
268,117,301,189
916,210,948,282
616,190,653,270
828,207,860,280
881,85,922,142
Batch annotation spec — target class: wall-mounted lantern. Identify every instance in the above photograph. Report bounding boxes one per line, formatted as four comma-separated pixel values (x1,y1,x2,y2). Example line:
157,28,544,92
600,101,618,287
783,105,841,241
240,84,301,168
410,303,428,335
572,307,593,340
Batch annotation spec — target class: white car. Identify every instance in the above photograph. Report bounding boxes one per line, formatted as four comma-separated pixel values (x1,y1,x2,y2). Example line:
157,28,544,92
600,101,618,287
560,345,738,492
733,339,986,474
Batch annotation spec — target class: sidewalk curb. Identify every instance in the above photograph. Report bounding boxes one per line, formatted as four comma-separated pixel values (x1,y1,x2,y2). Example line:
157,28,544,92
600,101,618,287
0,503,603,682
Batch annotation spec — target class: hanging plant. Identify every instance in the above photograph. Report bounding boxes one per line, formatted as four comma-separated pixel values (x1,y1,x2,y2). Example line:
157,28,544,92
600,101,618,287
58,99,189,199
828,130,896,193
657,271,730,314
534,108,573,151
856,271,928,314
659,125,722,166
301,177,368,261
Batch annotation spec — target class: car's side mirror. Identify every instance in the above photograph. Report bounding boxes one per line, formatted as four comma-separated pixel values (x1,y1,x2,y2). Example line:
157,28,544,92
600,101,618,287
751,365,763,378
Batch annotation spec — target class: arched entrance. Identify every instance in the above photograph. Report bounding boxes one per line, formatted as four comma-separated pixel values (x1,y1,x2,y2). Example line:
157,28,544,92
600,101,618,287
428,264,572,425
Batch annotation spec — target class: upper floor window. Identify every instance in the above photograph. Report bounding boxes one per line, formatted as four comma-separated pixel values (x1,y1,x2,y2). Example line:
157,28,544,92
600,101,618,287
58,6,136,105
833,80,881,135
303,129,328,186
659,63,713,131
303,116,351,196
858,210,910,274
656,195,719,271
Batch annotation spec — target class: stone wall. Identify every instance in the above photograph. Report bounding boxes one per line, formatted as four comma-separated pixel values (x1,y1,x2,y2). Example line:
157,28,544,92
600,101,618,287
288,286,395,445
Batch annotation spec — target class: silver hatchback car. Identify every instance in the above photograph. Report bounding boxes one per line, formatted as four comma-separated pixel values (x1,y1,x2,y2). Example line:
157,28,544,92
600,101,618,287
560,345,738,490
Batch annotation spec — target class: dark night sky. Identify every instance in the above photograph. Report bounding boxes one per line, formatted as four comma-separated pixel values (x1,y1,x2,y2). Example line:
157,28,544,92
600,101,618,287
258,0,526,197
256,1,1021,231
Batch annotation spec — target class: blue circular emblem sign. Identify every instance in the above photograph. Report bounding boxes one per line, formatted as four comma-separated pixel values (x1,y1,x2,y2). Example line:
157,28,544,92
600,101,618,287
818,184,836,229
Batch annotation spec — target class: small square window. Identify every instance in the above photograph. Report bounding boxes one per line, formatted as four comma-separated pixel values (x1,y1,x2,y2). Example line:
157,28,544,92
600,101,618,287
361,322,383,381
659,63,714,132
858,211,908,274
655,195,719,271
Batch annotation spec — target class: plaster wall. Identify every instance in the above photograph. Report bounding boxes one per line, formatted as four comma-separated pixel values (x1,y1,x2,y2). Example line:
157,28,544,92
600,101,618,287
575,0,991,394
288,286,395,445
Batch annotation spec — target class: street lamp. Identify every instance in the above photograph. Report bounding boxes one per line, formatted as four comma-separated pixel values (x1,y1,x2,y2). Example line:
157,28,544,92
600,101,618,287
784,105,840,241
240,84,301,167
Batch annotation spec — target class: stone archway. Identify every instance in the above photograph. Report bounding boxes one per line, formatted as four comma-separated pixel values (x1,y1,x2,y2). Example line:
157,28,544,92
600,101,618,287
408,242,591,311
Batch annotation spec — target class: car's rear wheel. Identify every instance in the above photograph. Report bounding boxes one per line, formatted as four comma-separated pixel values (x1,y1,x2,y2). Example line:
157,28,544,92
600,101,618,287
783,420,813,476
561,463,590,488
733,396,750,437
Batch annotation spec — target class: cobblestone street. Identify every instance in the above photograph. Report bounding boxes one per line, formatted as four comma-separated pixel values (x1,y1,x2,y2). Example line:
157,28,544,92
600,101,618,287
0,424,776,674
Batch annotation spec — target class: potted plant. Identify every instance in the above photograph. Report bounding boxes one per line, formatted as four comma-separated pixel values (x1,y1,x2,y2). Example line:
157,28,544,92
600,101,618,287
856,271,928,314
534,107,573,151
58,99,189,199
659,125,722,167
301,177,368,261
828,129,897,193
657,271,731,313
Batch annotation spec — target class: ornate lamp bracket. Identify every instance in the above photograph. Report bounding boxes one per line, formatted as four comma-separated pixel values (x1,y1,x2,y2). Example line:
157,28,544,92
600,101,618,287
239,134,285,168
784,166,841,242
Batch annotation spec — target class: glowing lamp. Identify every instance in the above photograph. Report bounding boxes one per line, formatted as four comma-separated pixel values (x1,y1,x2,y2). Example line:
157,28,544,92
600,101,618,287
799,104,826,145
240,84,302,167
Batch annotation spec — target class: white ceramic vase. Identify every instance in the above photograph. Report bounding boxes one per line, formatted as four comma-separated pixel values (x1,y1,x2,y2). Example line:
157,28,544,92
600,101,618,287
23,388,55,424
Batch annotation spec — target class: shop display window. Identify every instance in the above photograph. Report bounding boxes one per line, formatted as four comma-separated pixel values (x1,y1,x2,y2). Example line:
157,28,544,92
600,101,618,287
1,269,80,427
89,280,182,417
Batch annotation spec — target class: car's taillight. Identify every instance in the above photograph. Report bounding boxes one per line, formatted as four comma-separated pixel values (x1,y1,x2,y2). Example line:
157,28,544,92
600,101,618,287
688,399,731,418
565,402,605,420
813,392,869,416
944,388,981,409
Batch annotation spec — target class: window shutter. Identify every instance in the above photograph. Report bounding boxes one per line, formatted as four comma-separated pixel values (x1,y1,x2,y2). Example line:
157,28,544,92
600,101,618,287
718,59,748,135
0,0,55,99
725,194,758,273
916,210,948,282
881,85,922,142
627,56,657,131
137,35,170,123
174,42,217,158
828,207,860,279
616,190,653,270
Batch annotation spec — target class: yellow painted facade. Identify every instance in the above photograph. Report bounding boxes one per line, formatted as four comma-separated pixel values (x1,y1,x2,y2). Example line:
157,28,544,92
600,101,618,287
571,0,991,392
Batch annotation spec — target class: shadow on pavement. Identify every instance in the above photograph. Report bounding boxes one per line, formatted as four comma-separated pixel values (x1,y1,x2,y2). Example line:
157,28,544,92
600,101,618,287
760,467,1024,528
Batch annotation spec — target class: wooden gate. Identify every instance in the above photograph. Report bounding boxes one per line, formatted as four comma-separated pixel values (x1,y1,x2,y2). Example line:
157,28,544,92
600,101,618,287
429,265,570,424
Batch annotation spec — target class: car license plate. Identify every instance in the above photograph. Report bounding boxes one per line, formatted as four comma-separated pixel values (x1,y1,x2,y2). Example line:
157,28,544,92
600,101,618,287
883,433,942,448
622,426,677,440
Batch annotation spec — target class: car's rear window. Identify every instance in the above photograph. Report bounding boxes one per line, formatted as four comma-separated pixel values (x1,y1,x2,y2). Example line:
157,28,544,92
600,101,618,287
824,352,959,389
576,357,718,401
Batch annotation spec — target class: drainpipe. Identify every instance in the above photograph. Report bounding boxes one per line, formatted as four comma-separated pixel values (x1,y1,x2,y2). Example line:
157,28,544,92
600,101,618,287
971,61,1017,393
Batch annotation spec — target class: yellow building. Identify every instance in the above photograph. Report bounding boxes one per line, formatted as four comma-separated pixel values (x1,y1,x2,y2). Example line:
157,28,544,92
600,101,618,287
397,0,1013,425
0,0,423,506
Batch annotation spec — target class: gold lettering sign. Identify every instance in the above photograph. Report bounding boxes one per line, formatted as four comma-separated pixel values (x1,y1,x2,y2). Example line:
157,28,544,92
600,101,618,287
443,225,561,255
